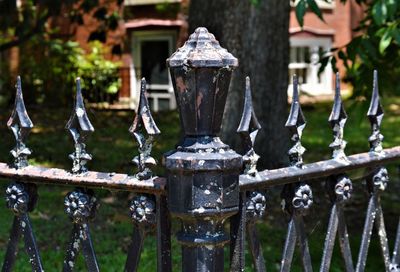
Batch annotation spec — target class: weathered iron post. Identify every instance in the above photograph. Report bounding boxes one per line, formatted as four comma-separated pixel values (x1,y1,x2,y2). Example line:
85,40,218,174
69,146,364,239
165,27,242,271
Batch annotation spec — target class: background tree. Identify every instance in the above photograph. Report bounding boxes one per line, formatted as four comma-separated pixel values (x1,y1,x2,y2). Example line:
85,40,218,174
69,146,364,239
189,0,291,169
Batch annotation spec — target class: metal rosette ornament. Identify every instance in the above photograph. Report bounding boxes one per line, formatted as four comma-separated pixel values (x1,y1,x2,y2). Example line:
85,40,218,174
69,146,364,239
367,166,389,194
282,183,313,216
129,194,156,228
245,191,266,223
5,182,38,216
64,189,98,224
326,174,353,204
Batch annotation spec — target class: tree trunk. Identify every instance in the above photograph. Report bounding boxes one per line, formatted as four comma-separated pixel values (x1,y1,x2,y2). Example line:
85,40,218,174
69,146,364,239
189,0,290,169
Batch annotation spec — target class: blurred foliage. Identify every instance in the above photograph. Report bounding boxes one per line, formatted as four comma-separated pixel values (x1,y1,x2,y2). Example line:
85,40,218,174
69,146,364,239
0,40,121,106
0,0,123,106
77,41,122,103
295,0,400,98
0,0,122,51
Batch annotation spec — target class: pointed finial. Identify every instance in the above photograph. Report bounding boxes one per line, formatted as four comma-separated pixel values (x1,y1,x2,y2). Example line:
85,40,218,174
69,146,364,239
328,72,348,160
66,78,94,174
7,76,34,169
286,75,306,167
367,70,384,153
129,78,160,180
237,77,261,175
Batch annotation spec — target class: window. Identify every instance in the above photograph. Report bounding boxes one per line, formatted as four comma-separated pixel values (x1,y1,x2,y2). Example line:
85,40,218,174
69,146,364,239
131,30,177,111
288,38,333,96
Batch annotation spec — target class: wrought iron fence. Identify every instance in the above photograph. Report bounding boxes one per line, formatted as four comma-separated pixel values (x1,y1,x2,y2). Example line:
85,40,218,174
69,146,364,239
1,27,400,272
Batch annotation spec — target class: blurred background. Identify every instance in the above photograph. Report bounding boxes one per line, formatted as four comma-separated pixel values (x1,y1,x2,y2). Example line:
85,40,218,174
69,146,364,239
0,0,399,271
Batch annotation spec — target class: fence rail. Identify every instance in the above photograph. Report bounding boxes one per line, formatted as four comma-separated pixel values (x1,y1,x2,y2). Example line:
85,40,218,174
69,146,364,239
1,27,399,272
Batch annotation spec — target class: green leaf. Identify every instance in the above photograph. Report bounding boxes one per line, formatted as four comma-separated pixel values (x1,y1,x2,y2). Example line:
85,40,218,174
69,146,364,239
338,50,346,61
393,28,400,44
379,28,392,54
307,0,324,21
360,38,378,60
296,0,307,27
386,0,397,19
330,56,338,73
318,55,330,75
372,1,387,25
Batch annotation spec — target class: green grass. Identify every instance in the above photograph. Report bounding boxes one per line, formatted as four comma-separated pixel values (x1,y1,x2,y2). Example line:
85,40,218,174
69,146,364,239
0,97,399,271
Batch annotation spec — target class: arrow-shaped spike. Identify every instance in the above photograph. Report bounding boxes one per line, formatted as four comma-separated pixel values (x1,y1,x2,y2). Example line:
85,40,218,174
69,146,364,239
66,78,94,174
66,78,94,144
237,77,261,175
129,78,161,137
8,76,34,130
367,70,384,153
328,73,348,160
7,76,34,169
286,75,306,132
329,72,348,124
286,75,306,167
367,70,384,126
130,78,160,180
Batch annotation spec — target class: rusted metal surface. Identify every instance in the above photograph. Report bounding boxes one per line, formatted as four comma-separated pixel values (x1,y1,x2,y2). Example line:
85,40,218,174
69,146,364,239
0,163,166,193
239,146,400,190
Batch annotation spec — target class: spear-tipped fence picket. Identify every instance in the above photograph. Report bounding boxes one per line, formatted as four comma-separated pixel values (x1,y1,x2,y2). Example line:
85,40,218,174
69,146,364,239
1,27,400,272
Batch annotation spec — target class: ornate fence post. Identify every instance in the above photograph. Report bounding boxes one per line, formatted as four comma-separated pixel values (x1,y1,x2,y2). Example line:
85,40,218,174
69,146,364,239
165,27,243,271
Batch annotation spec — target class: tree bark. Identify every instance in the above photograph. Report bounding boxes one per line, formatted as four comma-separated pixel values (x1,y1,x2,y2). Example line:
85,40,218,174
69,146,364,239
189,0,290,169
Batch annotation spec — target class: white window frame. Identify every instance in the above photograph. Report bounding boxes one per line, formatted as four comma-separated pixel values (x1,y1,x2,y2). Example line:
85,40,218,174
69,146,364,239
131,30,177,111
289,37,333,96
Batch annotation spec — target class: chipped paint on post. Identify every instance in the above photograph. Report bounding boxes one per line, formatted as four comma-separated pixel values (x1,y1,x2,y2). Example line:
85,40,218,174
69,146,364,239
165,27,242,272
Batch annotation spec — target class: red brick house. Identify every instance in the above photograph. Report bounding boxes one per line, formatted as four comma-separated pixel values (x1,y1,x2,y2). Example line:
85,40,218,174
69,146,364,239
42,0,365,110
288,0,363,96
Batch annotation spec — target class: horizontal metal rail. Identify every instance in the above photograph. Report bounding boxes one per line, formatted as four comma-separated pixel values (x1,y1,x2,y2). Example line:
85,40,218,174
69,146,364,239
2,147,397,194
0,163,166,194
239,146,400,190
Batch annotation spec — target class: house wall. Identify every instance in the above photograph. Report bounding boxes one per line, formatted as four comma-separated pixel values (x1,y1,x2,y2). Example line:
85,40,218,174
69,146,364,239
289,1,364,92
69,0,364,107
